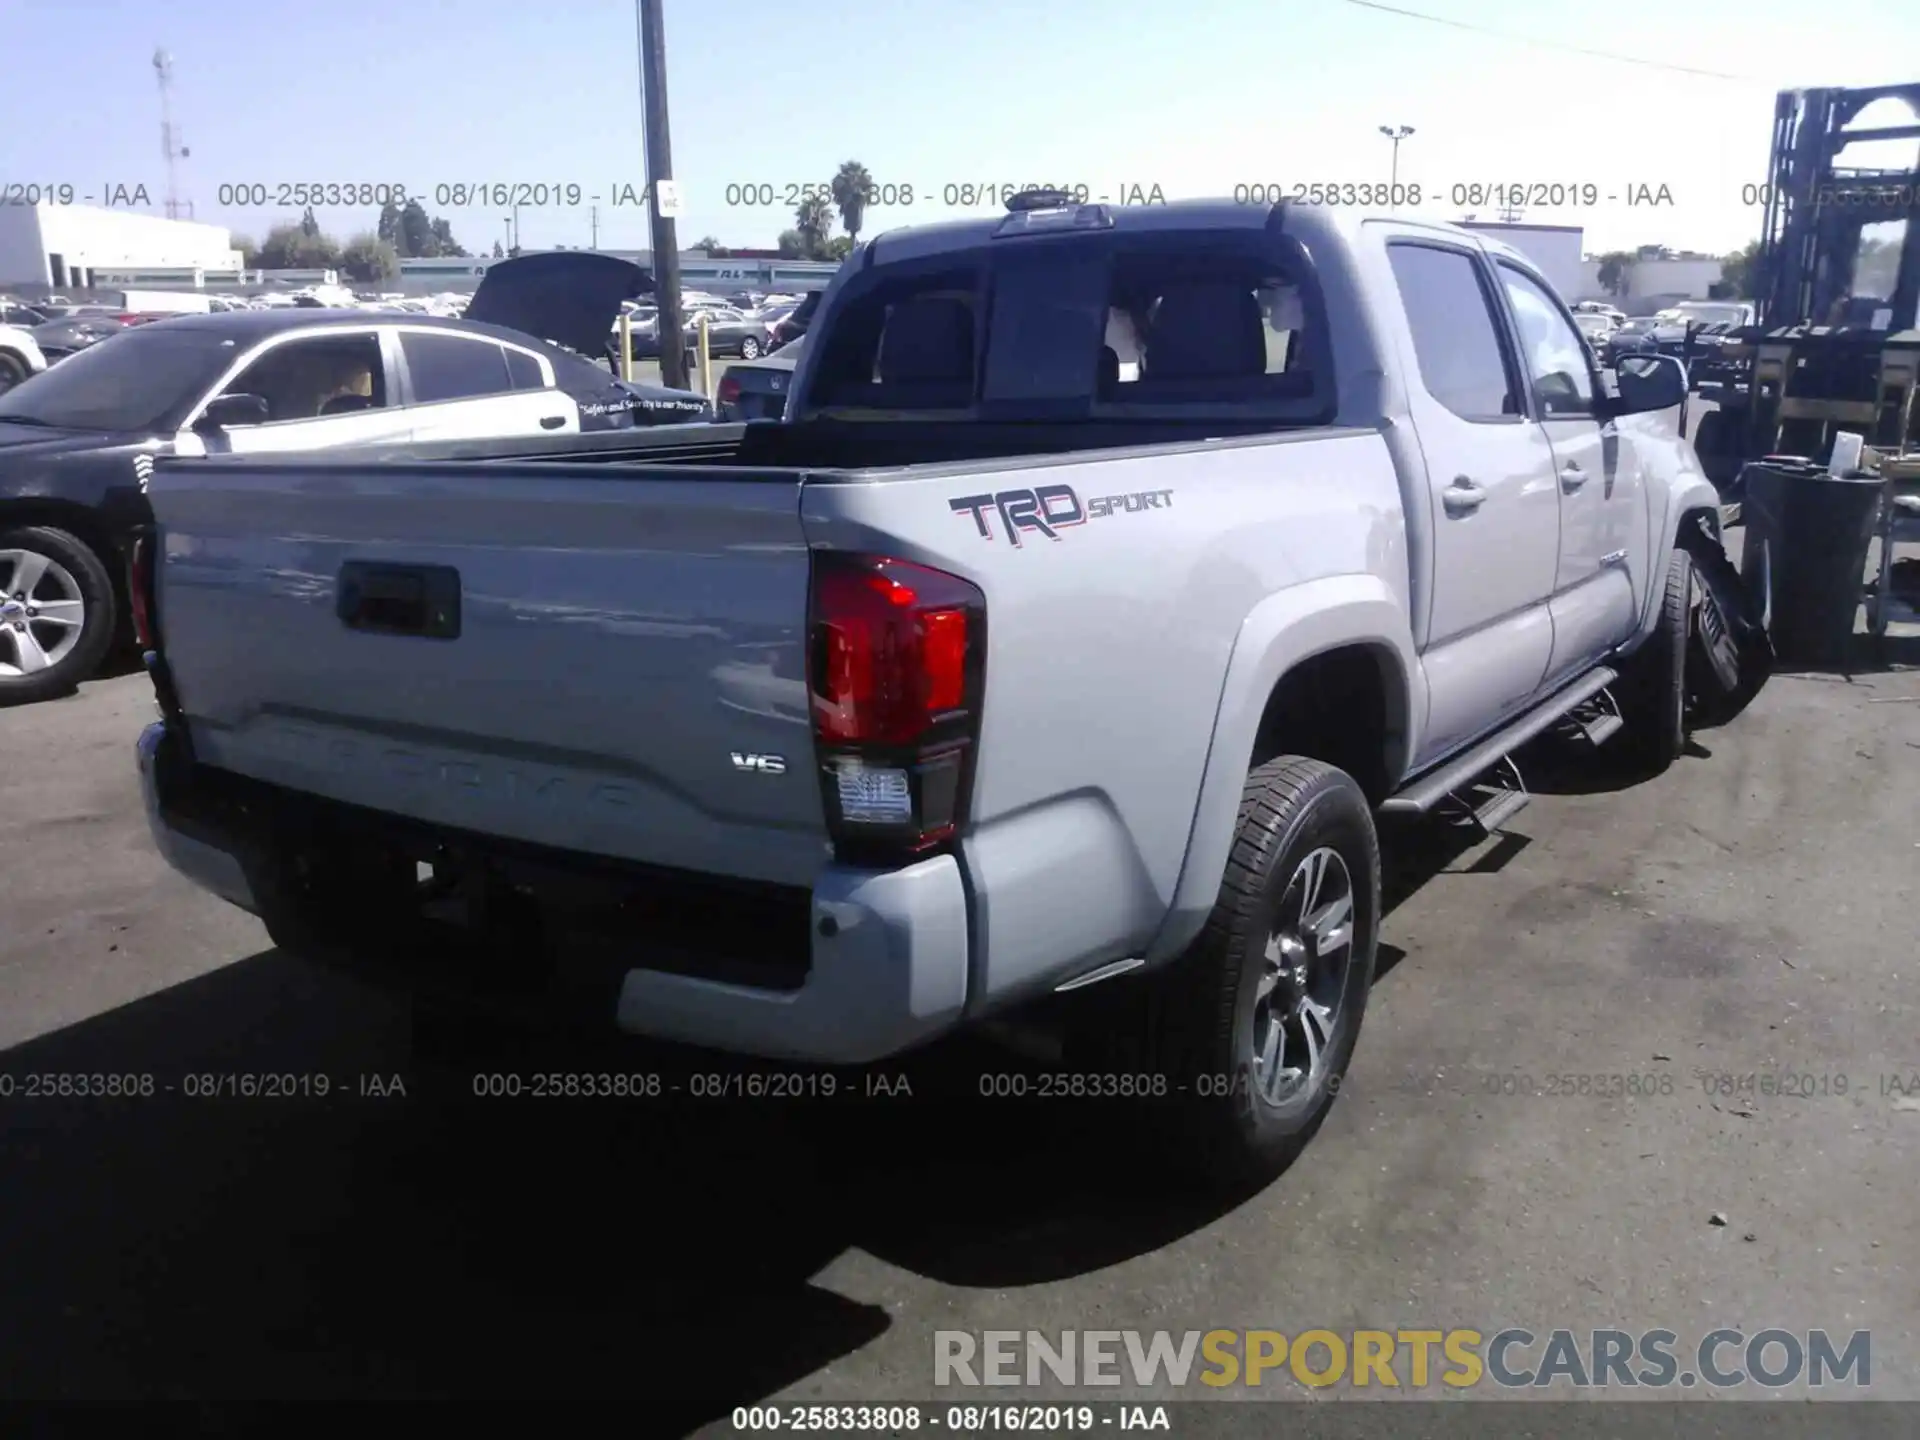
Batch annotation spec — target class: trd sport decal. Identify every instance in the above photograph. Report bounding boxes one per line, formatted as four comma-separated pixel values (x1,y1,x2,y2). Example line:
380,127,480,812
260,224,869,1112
948,484,1174,547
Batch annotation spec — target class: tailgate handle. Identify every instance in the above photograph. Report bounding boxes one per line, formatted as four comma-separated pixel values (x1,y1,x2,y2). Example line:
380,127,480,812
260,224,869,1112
540,415,566,430
336,562,461,640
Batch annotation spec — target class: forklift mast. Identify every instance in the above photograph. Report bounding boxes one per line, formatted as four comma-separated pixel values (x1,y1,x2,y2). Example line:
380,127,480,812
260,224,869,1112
1755,84,1920,330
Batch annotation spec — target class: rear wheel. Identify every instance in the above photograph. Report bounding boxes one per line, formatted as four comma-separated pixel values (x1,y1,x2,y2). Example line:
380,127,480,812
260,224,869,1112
739,335,762,360
1083,758,1379,1187
0,525,117,706
0,352,29,395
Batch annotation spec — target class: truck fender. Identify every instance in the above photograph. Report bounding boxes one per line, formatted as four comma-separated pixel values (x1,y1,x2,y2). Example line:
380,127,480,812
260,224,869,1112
1142,573,1422,966
1627,471,1722,647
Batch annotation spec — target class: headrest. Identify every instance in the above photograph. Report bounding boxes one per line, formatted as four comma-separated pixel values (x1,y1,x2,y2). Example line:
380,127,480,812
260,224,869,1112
877,297,974,384
1147,283,1268,379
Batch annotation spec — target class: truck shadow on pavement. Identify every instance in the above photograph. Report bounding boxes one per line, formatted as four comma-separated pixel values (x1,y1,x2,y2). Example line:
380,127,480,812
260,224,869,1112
0,816,1490,1430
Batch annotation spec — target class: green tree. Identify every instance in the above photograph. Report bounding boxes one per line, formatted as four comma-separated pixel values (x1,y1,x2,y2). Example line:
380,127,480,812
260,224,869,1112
399,199,436,258
339,232,400,283
692,234,723,251
299,205,320,238
231,233,259,269
491,239,505,259
776,229,806,259
376,200,404,249
1718,238,1762,299
830,160,874,245
826,235,855,261
1595,250,1634,298
256,222,340,270
794,194,835,259
428,217,467,257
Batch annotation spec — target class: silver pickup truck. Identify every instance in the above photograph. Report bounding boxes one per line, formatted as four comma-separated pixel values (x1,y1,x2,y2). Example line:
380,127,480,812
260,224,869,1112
133,194,1732,1182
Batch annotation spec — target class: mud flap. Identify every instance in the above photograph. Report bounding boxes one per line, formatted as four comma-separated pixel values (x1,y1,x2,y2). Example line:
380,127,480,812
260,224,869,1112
1676,512,1772,725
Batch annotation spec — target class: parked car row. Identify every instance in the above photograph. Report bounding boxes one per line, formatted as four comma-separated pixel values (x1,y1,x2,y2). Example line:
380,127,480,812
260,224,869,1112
614,295,813,363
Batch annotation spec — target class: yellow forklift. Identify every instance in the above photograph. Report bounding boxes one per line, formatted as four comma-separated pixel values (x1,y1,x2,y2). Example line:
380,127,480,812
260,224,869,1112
1692,83,1920,485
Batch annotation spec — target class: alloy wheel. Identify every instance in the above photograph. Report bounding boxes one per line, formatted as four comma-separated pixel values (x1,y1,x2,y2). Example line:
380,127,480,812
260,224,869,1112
1250,846,1356,1108
0,548,87,678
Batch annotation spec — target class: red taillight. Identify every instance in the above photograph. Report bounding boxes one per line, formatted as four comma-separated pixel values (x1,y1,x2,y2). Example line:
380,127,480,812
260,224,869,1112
129,534,156,649
808,555,985,858
716,374,741,407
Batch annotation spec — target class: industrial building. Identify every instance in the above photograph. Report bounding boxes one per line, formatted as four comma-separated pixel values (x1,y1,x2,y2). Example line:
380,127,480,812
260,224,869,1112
389,252,842,295
1457,221,1589,303
1454,220,1730,310
0,203,242,289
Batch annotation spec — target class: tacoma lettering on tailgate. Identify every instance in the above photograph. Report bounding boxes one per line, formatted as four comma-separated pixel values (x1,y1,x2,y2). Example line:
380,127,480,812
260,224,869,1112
948,484,1174,547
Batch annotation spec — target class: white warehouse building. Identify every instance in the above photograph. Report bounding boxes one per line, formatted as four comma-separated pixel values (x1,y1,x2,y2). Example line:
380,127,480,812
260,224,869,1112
0,203,243,289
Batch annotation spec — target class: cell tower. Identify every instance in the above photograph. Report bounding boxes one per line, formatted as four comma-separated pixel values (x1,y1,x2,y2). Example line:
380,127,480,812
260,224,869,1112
154,48,192,220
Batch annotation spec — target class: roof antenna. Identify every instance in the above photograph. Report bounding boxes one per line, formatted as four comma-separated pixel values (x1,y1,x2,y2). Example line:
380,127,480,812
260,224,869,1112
154,48,191,220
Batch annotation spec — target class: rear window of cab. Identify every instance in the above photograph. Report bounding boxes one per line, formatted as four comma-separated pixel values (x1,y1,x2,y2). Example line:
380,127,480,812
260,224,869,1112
805,233,1333,423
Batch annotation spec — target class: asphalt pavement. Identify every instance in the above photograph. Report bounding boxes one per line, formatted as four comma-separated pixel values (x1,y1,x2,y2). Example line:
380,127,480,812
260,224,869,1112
1,592,1917,1428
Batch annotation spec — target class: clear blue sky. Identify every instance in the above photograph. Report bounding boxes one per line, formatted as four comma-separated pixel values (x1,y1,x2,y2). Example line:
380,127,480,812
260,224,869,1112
7,0,1919,258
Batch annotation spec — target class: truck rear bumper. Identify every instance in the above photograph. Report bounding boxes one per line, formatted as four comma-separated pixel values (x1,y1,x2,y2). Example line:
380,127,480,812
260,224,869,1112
137,722,971,1064
138,722,261,915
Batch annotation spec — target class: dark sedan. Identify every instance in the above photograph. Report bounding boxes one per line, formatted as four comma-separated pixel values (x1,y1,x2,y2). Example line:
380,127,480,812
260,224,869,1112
767,290,821,352
31,312,135,362
687,306,774,359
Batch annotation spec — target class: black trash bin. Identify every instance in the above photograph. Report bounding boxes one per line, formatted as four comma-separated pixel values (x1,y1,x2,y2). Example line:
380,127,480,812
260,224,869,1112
1738,459,1884,668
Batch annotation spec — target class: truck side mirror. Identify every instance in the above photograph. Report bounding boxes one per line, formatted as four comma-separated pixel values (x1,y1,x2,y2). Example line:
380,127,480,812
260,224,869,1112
1609,354,1687,415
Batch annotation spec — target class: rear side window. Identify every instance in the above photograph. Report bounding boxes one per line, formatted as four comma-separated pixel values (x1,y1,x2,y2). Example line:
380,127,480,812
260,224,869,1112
401,332,514,403
811,269,978,410
1101,253,1314,404
1387,243,1519,422
504,347,546,390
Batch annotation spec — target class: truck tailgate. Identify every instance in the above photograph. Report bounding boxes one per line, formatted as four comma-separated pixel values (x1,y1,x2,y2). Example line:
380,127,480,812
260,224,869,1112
149,461,829,888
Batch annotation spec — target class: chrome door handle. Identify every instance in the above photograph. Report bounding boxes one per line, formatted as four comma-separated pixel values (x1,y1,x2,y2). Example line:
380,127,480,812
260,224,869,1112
1560,463,1587,492
1443,476,1487,517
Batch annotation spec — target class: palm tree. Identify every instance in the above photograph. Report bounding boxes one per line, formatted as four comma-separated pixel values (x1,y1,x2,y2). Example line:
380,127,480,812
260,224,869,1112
831,160,875,245
1595,251,1634,299
795,194,835,259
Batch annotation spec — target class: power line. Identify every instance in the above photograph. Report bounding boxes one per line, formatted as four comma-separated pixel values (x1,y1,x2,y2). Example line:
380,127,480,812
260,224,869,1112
1340,0,1755,82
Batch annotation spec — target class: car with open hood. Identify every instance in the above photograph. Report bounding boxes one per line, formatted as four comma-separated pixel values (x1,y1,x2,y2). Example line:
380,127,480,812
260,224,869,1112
0,252,712,704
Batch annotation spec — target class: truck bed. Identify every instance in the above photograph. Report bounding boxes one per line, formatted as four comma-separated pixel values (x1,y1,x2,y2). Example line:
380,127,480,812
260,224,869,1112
229,415,1299,472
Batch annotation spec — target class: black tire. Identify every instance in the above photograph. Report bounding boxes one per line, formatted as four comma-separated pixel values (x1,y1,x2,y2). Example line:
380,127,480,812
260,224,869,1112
1086,758,1380,1187
0,351,29,396
0,524,118,706
1614,548,1692,772
739,335,762,360
1686,556,1766,728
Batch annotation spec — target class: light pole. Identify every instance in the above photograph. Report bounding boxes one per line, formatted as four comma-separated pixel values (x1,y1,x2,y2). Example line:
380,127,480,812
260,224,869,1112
636,0,688,390
1378,125,1415,193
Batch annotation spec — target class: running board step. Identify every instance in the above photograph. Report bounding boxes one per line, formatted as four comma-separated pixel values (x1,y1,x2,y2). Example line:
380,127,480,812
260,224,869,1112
1579,711,1624,746
1468,757,1531,832
1382,667,1618,816
1565,684,1625,747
